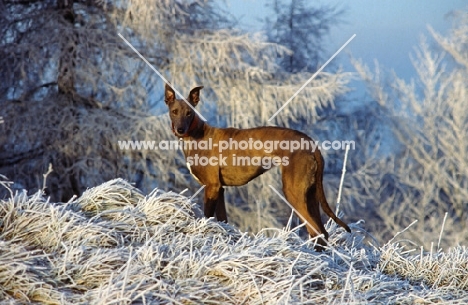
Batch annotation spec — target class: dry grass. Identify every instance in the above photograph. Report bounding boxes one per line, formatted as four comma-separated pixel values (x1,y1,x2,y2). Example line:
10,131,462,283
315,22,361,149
1,178,467,304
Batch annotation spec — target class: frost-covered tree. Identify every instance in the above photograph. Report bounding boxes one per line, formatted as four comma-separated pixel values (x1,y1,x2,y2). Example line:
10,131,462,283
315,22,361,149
263,0,342,73
0,0,237,201
349,11,468,248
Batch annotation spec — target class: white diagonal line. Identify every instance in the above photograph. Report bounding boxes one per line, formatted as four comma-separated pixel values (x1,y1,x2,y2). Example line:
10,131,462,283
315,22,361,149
268,185,353,266
268,34,356,121
189,185,205,201
118,33,207,121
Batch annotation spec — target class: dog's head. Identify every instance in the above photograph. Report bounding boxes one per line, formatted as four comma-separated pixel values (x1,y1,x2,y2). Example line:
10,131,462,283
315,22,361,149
164,84,203,137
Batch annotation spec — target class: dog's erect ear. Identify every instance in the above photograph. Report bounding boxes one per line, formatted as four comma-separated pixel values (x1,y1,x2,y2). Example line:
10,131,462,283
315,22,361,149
188,86,204,106
165,83,175,104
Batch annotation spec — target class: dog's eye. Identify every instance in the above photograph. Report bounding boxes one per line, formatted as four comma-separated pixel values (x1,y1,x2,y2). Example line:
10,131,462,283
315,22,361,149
186,111,192,117
172,110,178,115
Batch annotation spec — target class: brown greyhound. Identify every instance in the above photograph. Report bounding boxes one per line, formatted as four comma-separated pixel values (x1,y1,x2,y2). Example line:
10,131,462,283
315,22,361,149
164,84,350,249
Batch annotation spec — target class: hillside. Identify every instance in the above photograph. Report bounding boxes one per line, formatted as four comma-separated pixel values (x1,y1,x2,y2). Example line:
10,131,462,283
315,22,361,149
1,178,467,304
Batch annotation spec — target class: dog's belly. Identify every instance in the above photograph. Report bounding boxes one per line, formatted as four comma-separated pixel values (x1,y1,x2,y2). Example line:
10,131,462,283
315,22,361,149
219,165,269,186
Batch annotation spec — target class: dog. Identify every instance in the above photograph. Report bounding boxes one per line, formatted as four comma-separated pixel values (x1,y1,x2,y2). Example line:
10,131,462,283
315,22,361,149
164,84,350,249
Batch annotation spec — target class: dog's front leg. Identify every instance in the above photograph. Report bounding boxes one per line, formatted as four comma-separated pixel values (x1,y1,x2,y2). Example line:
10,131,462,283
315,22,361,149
204,184,227,222
215,187,227,222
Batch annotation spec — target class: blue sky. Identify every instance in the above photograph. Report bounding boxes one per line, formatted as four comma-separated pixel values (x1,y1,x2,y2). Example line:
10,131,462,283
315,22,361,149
225,0,467,96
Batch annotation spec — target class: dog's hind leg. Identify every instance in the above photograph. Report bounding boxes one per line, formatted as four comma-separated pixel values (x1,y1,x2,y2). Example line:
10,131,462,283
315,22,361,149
306,185,329,241
282,160,328,250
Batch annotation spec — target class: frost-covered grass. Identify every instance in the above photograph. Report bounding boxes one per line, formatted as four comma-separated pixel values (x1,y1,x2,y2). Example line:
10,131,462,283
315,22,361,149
1,178,467,304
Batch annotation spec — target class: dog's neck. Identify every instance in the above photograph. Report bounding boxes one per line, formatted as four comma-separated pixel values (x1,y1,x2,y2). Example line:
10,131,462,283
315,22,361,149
177,114,208,140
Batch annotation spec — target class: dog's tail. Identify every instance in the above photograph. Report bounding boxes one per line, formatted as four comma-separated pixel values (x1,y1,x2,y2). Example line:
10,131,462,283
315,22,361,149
314,149,351,233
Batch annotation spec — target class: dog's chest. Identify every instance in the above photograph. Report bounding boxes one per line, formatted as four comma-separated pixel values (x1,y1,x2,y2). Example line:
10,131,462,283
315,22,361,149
186,162,202,184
